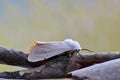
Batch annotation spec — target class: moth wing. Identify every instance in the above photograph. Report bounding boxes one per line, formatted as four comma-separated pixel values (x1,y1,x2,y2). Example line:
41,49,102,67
27,41,72,62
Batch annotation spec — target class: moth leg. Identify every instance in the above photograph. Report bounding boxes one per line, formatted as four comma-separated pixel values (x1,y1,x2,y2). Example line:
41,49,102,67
68,50,78,57
67,50,74,57
77,53,84,59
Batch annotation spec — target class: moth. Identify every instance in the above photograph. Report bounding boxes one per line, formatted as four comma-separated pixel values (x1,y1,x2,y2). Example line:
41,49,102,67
26,39,81,62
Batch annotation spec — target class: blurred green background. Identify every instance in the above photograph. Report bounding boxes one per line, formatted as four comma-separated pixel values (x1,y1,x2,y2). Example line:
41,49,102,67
0,0,120,72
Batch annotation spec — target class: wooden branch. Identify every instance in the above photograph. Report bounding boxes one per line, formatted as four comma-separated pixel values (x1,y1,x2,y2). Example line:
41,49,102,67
0,46,120,79
0,46,30,68
0,56,70,79
69,52,120,69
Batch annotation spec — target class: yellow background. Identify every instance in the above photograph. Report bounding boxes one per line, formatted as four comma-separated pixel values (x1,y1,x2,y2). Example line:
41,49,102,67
0,0,120,71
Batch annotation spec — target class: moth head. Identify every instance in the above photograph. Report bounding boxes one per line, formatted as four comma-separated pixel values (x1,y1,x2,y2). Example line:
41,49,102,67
64,39,81,52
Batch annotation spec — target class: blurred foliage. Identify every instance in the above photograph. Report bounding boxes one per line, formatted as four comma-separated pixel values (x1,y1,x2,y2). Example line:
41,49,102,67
0,64,26,72
0,0,120,71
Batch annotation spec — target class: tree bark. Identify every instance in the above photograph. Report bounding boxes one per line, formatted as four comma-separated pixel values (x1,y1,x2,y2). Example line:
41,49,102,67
0,46,119,79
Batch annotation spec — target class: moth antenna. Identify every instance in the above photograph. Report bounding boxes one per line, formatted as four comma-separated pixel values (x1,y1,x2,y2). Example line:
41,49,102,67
81,49,94,52
26,41,39,54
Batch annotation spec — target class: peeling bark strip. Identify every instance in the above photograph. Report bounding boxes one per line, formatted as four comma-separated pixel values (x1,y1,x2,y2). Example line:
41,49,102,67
68,58,120,80
0,46,120,79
